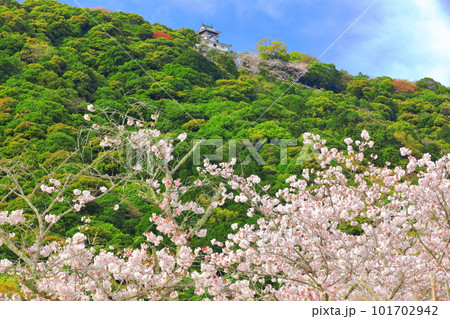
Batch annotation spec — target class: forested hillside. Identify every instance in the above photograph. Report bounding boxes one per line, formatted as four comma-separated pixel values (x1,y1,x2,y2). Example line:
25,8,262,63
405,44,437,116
0,0,448,301
1,0,448,164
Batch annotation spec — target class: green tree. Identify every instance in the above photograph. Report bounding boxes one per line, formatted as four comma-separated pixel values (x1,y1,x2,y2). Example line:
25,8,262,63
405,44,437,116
256,37,289,61
45,131,77,152
174,49,226,81
347,80,371,99
299,62,347,93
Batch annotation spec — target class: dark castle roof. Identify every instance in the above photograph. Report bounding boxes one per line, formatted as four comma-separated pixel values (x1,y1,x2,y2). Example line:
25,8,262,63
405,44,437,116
197,23,221,35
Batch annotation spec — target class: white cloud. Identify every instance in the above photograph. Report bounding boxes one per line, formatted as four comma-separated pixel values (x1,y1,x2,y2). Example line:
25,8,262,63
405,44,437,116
335,0,450,85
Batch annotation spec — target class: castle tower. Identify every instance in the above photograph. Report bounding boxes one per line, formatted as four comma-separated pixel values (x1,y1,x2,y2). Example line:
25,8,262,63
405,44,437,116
197,23,231,52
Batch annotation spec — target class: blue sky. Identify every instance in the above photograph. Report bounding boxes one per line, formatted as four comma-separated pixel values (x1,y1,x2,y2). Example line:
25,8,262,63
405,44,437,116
54,1,450,85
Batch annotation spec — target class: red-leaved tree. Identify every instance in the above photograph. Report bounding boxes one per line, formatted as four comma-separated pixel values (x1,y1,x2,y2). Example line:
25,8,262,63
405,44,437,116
392,79,418,93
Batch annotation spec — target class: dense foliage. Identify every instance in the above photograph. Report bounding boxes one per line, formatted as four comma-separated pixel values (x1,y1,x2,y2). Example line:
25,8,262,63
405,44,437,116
0,0,448,300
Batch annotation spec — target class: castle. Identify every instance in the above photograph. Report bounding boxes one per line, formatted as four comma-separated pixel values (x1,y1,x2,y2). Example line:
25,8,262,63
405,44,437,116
196,23,231,52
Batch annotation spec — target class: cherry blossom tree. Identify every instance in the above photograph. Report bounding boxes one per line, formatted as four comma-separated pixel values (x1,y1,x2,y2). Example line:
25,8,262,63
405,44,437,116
238,53,308,82
0,105,222,300
191,132,449,300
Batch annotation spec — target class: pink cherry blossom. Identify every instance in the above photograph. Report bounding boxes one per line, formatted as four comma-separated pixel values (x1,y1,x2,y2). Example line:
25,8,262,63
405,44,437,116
361,130,370,141
400,147,412,156
178,132,187,142
0,210,25,225
144,232,163,246
45,214,60,223
195,229,207,238
344,137,353,145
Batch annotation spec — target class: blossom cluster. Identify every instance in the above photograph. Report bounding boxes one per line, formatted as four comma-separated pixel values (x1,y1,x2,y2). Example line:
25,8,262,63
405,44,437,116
72,189,96,212
0,210,25,226
238,53,308,82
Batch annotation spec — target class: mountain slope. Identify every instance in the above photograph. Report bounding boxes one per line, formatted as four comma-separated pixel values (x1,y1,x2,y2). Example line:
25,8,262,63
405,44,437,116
0,0,448,174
